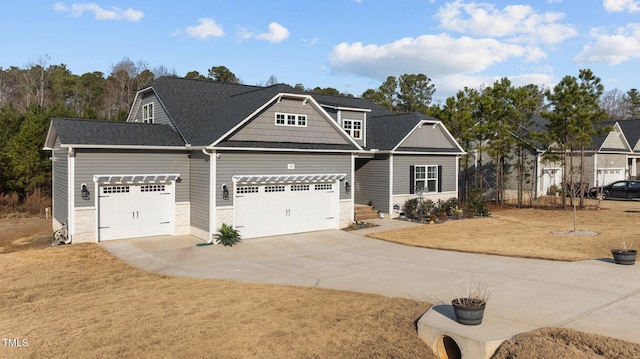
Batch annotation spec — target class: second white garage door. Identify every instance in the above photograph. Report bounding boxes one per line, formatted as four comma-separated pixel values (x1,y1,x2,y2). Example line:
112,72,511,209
234,182,340,239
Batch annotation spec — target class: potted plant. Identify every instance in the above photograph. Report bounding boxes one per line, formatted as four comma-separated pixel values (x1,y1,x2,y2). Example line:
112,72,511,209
451,278,492,326
611,240,636,265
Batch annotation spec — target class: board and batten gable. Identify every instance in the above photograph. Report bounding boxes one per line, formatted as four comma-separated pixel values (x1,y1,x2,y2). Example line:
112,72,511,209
354,155,390,213
189,150,210,233
215,151,352,206
338,109,366,147
600,129,629,151
52,138,68,227
227,98,350,145
398,123,459,150
129,92,178,131
392,155,458,195
73,149,190,209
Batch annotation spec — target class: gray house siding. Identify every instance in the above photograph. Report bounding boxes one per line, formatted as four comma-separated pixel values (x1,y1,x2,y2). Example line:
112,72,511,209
601,130,627,151
189,151,210,232
216,151,352,205
393,155,458,194
354,156,390,213
53,138,68,225
400,125,458,149
339,110,366,147
131,93,176,130
229,98,349,145
73,150,190,208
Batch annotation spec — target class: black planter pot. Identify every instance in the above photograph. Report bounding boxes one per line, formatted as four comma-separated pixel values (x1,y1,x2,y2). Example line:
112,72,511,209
612,249,637,265
451,299,486,325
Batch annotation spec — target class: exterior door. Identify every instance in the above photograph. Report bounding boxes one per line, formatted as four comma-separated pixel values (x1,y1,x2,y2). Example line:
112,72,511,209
98,184,174,241
234,182,339,239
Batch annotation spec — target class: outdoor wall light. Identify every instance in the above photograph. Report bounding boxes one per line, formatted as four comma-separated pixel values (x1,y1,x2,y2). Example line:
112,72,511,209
222,184,229,200
345,181,351,194
81,183,90,200
176,176,182,183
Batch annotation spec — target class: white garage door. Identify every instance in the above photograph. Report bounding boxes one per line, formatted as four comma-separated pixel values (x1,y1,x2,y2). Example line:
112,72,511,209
234,181,340,239
597,169,626,186
98,184,174,241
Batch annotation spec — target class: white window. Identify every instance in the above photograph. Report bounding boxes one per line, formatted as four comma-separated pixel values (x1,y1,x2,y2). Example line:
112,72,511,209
275,112,307,127
142,103,154,123
415,165,438,192
343,120,362,139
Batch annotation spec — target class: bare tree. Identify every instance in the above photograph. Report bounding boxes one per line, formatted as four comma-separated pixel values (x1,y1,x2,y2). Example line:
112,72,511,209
600,88,629,120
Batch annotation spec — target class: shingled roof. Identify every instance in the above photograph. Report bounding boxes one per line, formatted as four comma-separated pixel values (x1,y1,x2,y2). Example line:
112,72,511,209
617,119,640,151
47,118,186,148
366,112,435,150
150,77,297,146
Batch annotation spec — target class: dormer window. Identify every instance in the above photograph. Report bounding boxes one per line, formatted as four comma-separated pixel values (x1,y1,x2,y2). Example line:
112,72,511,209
275,112,306,127
142,103,154,123
343,119,362,139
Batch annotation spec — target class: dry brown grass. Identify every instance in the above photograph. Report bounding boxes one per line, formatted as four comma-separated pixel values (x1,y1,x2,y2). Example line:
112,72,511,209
1,221,432,358
369,198,640,261
492,327,640,358
2,201,640,358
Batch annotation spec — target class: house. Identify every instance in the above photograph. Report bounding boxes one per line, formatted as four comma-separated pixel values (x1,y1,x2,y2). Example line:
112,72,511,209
44,77,464,243
616,119,640,180
473,117,640,201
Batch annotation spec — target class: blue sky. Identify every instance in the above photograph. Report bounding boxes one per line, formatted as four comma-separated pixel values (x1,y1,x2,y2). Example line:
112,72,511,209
3,0,640,102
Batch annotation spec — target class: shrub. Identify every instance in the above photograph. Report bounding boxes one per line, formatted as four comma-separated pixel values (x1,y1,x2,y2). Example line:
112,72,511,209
402,198,435,221
435,198,459,217
214,223,242,246
465,188,490,217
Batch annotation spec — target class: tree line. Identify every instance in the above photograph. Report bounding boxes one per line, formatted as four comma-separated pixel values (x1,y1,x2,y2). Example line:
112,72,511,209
0,57,638,208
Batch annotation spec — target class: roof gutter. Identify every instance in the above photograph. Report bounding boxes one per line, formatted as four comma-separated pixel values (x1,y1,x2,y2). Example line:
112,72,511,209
57,144,190,151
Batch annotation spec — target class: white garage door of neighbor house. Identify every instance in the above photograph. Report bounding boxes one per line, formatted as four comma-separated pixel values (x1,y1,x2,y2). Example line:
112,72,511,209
98,184,174,241
597,169,626,186
234,182,339,239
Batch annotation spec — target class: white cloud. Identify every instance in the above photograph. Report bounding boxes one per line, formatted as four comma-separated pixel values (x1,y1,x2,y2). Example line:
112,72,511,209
328,34,525,80
574,24,640,64
436,1,577,44
53,2,143,21
178,18,225,39
603,0,640,13
255,22,289,43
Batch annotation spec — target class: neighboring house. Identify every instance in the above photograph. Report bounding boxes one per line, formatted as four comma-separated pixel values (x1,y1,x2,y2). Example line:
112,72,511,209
581,121,632,188
469,115,561,200
472,117,640,200
44,77,464,243
616,119,640,180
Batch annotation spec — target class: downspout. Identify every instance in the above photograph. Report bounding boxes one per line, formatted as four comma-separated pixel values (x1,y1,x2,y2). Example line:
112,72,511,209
67,147,75,243
351,153,356,223
455,155,460,200
388,154,394,217
201,148,217,244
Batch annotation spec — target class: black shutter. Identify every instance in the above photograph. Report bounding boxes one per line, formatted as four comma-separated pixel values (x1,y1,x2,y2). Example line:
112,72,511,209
409,165,415,194
437,165,443,192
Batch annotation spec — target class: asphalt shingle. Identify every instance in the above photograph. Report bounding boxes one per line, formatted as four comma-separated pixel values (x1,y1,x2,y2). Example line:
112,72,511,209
51,118,186,147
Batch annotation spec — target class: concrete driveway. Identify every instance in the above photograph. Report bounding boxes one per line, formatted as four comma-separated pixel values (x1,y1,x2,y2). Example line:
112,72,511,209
100,218,640,347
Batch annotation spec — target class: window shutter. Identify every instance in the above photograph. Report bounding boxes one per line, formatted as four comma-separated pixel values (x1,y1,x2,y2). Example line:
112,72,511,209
409,165,415,194
437,165,443,192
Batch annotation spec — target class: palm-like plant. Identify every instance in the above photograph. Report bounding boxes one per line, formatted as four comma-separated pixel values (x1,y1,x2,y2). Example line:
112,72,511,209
213,223,242,246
